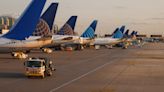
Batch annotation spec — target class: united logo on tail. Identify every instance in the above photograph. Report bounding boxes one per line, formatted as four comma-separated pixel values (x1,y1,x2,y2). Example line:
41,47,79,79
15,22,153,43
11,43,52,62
57,16,77,35
33,3,59,36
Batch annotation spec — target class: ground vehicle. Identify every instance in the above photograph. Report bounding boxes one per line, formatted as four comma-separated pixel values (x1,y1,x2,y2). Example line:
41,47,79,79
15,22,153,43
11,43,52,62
24,58,55,78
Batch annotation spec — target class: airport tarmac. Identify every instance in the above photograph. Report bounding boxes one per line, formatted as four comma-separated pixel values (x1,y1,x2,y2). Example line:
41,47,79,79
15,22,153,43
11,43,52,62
0,42,164,92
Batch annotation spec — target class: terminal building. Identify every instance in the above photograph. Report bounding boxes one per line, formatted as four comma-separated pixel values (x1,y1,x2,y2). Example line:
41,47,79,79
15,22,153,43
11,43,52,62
0,16,15,34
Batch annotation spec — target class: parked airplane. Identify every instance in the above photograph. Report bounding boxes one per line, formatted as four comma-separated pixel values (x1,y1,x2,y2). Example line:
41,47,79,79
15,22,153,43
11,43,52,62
50,16,79,46
58,20,98,50
92,28,124,49
123,29,130,38
26,3,59,53
119,25,125,34
79,20,98,44
57,16,77,35
0,0,51,58
118,27,139,49
28,3,59,40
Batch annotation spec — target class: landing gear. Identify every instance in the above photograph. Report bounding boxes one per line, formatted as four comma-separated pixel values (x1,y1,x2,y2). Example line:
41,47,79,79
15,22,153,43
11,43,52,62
42,48,53,53
76,44,84,50
11,52,28,59
122,43,128,49
95,45,100,50
106,45,113,49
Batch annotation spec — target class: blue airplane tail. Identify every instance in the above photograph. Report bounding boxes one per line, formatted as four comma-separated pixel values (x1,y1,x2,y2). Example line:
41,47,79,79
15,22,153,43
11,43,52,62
131,31,135,36
81,20,98,38
32,3,58,36
123,29,129,38
134,31,138,35
112,28,119,35
119,25,125,34
57,16,77,35
112,30,123,39
3,0,46,40
41,3,58,30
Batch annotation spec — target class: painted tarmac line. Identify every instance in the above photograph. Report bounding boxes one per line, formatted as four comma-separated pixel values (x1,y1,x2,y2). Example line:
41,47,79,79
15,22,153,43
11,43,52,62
49,59,116,92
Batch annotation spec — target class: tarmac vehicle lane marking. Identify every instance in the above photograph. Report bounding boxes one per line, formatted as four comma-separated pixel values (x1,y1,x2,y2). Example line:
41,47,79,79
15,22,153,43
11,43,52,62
49,58,117,92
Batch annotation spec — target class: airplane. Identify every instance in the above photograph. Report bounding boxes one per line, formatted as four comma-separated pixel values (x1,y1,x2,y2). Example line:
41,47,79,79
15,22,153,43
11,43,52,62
28,3,59,40
58,20,98,50
25,3,59,53
57,16,77,35
0,0,52,58
39,16,79,50
92,27,124,49
123,29,130,38
119,25,125,34
50,16,80,46
79,20,98,44
115,26,139,49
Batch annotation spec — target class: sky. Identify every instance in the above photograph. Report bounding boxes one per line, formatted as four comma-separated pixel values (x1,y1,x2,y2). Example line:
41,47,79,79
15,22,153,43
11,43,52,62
0,0,164,35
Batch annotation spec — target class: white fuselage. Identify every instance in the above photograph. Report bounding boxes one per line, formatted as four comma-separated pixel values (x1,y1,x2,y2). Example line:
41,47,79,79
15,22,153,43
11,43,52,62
52,35,80,45
27,35,94,48
52,35,94,45
76,37,94,45
0,37,52,53
93,37,121,45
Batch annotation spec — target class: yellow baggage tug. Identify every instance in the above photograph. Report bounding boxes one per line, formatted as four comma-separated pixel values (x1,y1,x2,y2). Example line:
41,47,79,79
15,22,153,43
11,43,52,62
24,58,55,78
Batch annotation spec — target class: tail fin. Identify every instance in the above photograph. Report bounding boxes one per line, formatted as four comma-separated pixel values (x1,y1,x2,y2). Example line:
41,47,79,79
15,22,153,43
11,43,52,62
3,0,46,40
125,29,129,36
131,31,137,39
41,3,58,30
124,29,129,38
57,16,77,35
119,25,125,34
81,20,98,38
112,30,123,39
111,28,119,36
32,3,58,36
130,31,135,36
134,31,138,35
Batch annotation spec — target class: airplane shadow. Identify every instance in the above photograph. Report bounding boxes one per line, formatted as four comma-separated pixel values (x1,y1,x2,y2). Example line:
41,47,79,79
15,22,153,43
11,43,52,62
0,72,25,79
0,57,18,60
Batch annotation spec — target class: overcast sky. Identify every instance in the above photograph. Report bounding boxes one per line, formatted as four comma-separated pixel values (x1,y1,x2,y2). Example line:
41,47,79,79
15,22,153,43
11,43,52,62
0,0,164,35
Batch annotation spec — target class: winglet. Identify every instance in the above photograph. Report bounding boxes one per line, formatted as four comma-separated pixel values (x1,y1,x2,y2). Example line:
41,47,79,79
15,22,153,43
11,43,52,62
3,0,46,40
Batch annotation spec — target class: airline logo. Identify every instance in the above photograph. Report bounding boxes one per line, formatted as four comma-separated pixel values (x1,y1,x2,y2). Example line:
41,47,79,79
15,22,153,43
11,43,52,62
81,27,95,38
32,19,50,36
57,24,74,35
